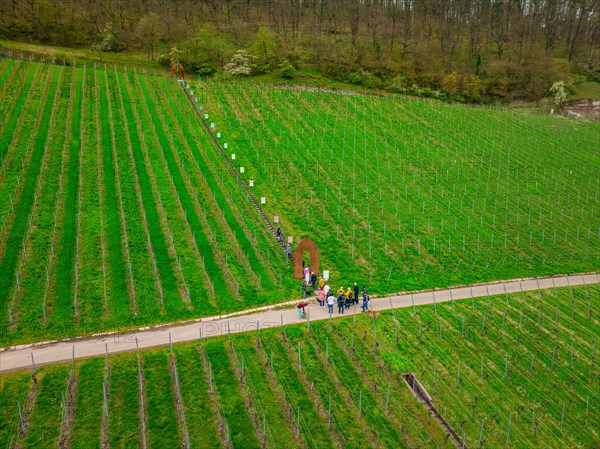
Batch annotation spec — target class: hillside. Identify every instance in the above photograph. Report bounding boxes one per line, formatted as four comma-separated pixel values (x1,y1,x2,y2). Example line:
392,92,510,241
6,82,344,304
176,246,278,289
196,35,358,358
0,58,598,347
198,80,599,289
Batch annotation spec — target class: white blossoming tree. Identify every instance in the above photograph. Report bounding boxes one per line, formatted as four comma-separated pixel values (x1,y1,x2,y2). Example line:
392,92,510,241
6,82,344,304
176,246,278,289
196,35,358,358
224,50,254,76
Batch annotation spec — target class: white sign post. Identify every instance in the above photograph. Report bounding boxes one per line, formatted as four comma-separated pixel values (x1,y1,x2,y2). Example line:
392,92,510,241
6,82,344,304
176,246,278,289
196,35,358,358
261,197,266,204
240,167,245,173
249,180,254,187
323,270,330,281
288,236,293,244
231,154,236,160
274,216,279,223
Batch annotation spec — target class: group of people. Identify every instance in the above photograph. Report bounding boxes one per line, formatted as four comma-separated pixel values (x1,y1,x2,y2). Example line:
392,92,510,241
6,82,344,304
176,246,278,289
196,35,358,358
297,276,370,319
276,227,293,260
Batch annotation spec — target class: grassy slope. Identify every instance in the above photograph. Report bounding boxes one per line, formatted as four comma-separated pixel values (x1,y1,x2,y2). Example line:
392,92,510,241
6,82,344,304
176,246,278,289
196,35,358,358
197,80,599,293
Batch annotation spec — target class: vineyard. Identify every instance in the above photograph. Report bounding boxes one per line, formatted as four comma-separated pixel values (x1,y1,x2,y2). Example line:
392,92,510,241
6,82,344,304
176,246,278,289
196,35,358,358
1,285,598,448
0,56,598,351
0,59,295,345
197,80,599,294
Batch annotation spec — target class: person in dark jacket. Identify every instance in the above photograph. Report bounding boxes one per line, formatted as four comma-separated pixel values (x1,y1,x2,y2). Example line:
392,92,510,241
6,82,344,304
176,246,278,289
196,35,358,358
337,293,345,314
362,288,370,312
353,282,359,304
310,272,317,290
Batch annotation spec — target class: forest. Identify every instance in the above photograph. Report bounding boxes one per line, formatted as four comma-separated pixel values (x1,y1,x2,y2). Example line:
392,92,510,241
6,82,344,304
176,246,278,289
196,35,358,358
1,0,598,102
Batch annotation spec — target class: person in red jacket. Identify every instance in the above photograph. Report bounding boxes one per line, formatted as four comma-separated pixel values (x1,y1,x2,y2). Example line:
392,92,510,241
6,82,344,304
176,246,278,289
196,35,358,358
297,301,308,319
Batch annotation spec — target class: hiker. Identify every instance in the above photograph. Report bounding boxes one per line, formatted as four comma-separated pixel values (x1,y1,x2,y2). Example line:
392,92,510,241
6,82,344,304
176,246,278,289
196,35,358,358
276,227,282,238
318,277,325,290
310,272,317,290
353,282,359,304
318,288,325,307
327,292,335,314
278,233,285,247
303,265,310,283
297,301,308,319
337,292,345,314
344,287,353,309
362,288,370,312
323,283,330,297
337,286,344,297
286,244,292,257
301,279,308,299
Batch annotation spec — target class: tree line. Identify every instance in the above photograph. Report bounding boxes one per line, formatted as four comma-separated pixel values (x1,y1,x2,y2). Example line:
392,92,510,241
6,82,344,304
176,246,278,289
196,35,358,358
1,0,598,101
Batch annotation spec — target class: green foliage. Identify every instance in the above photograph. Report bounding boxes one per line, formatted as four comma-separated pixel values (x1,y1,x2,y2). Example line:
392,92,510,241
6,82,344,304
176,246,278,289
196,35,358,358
168,46,182,66
135,13,163,59
196,63,217,77
441,72,460,96
381,351,414,373
279,59,295,79
250,26,280,73
92,22,125,55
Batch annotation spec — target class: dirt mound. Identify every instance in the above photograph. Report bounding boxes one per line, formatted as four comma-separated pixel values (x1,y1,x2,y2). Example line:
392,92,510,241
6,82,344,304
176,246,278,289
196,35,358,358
563,99,600,120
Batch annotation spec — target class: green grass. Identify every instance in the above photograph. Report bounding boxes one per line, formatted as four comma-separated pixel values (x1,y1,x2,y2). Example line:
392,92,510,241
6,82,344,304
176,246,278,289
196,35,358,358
0,370,31,446
53,64,83,323
568,81,600,101
70,358,104,449
173,344,222,449
107,353,141,448
142,350,181,449
204,339,262,449
21,364,71,448
231,334,300,448
0,39,163,73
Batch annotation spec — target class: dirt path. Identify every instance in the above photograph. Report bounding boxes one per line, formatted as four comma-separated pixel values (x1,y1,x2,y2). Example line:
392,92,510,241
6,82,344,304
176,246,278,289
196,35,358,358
1,273,597,372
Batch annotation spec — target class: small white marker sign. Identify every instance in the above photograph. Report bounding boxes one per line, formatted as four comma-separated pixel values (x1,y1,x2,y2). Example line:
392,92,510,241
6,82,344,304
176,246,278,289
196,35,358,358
240,167,245,173
288,236,293,243
210,123,215,128
224,143,228,149
217,132,221,138
323,270,330,281
231,154,236,160
274,215,279,223
204,113,208,119
261,197,266,204
249,180,254,187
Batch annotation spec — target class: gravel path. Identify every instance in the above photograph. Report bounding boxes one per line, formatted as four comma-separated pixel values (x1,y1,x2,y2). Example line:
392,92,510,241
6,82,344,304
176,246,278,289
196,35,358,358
1,273,597,372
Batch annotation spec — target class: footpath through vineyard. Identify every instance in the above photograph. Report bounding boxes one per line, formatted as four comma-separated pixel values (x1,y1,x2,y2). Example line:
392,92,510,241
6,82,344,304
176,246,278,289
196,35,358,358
0,273,596,372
